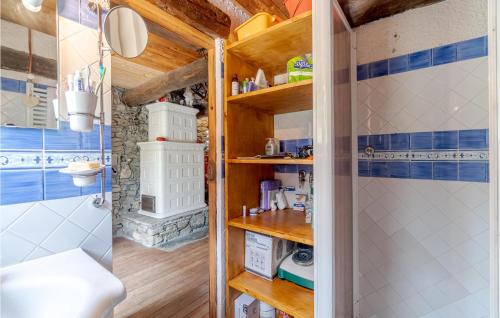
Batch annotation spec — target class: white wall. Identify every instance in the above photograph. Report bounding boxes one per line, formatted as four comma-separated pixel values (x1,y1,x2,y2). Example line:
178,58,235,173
356,0,488,65
1,19,57,60
0,10,112,270
355,0,490,317
0,193,112,269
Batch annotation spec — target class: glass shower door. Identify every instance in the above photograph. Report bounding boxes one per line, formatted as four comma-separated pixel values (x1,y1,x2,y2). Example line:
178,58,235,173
313,1,354,317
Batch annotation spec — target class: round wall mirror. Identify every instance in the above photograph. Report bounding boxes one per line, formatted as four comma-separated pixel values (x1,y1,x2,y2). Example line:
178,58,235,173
104,6,148,58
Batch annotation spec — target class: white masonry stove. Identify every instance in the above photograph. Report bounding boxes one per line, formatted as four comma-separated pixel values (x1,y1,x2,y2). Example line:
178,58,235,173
138,102,206,219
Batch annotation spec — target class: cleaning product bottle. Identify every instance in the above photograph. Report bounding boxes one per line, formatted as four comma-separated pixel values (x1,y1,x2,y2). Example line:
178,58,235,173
231,74,239,96
243,78,249,93
249,77,256,91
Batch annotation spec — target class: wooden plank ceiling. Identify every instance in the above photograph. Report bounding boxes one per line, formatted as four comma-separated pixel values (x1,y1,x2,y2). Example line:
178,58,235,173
110,0,230,88
112,0,446,89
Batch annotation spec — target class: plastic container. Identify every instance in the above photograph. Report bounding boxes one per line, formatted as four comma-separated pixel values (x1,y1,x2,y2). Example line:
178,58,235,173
260,301,276,318
284,0,312,17
65,91,98,132
234,12,279,41
260,180,282,210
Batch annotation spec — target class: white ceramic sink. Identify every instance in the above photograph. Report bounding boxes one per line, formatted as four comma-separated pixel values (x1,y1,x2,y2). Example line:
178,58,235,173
0,248,126,318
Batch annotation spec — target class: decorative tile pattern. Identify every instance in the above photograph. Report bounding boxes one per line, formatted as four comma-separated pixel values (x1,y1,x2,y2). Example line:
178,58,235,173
0,193,112,269
0,123,111,205
358,129,488,182
273,138,313,173
357,36,488,81
358,177,489,318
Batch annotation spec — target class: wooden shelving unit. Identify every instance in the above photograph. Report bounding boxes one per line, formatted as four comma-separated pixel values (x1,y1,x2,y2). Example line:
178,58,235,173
229,271,314,318
227,158,313,165
226,11,312,73
224,10,313,318
227,80,312,114
229,209,313,245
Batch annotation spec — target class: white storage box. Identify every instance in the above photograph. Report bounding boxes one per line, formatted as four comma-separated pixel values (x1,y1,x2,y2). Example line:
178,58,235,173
234,293,259,318
138,141,206,219
245,231,294,280
147,102,198,142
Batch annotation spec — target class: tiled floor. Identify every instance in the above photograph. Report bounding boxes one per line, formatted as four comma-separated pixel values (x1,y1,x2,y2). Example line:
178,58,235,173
113,237,209,318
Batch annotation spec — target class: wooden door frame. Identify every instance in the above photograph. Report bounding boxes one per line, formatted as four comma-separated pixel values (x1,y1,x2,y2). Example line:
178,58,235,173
110,2,218,316
207,46,217,318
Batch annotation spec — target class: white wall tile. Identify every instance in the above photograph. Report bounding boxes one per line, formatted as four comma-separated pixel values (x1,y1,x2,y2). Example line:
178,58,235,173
41,221,88,253
68,197,107,232
358,178,489,317
358,57,489,134
355,0,487,64
9,204,64,244
40,196,86,217
0,232,35,267
1,194,112,269
0,202,34,231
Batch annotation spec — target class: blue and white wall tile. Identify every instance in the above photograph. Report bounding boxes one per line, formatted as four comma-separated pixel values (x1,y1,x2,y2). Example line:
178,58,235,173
274,111,314,189
355,0,490,317
1,0,112,269
358,129,489,182
0,123,111,205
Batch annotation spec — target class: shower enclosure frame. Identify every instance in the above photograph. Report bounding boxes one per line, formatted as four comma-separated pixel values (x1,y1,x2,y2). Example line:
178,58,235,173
488,0,499,317
313,1,357,316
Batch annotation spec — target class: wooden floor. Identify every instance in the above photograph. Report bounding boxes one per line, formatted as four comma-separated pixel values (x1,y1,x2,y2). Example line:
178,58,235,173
113,237,209,318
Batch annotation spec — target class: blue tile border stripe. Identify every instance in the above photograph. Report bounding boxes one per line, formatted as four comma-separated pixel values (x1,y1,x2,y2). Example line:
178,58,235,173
358,129,489,183
357,36,488,81
0,122,112,205
1,77,55,93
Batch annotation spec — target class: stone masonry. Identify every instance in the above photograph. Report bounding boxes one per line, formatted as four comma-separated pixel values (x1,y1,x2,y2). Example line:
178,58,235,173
112,87,209,247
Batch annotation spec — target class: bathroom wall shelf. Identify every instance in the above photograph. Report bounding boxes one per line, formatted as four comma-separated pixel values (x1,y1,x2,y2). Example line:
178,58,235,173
227,158,313,165
228,209,313,245
226,80,312,114
226,11,312,73
229,271,314,318
224,10,313,318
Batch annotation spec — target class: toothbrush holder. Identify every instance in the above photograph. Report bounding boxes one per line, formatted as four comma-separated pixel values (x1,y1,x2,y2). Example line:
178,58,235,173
65,91,98,132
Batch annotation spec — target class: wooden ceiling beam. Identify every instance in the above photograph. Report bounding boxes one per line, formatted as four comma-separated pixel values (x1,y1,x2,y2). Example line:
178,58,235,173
338,0,445,27
113,0,222,48
147,0,231,38
122,58,208,106
233,0,289,20
1,46,57,80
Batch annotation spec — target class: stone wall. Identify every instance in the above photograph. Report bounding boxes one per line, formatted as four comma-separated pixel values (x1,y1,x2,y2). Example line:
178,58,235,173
111,88,148,232
119,207,208,247
112,85,209,243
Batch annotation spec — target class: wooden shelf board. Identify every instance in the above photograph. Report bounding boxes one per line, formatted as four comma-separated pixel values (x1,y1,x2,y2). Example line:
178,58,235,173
227,158,313,165
226,80,312,114
228,209,313,245
229,271,314,318
226,11,312,72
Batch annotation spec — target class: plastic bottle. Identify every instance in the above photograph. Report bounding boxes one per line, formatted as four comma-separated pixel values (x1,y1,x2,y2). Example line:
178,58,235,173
242,78,249,93
231,74,239,96
260,301,276,318
249,77,256,91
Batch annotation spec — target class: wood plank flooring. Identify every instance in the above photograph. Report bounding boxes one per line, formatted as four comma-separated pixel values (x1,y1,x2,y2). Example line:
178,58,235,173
113,237,209,318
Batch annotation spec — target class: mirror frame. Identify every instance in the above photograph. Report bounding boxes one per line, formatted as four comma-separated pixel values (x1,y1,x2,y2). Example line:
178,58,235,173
103,5,149,59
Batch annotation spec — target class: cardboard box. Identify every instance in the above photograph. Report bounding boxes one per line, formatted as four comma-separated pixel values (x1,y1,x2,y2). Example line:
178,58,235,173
234,293,259,318
245,231,294,280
